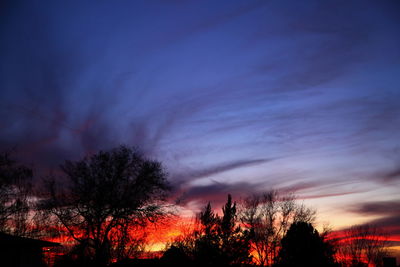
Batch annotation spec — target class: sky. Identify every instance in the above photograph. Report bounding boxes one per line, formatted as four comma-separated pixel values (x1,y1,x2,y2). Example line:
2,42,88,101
1,0,400,252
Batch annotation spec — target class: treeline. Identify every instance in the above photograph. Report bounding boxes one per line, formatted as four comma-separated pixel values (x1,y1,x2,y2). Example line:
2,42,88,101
162,194,391,267
162,193,334,267
0,146,392,267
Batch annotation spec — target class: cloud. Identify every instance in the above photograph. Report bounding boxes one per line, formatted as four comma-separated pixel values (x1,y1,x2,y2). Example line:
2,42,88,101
168,158,275,206
173,158,273,182
176,181,266,207
146,1,268,50
301,191,364,200
350,200,400,217
382,167,400,183
1,0,399,229
348,200,400,244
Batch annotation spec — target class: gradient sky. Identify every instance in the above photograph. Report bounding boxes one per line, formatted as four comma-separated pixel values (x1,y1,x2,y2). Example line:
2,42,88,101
1,0,400,250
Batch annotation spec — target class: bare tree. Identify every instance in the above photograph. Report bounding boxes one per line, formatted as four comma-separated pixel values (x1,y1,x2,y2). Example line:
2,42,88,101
109,223,147,261
0,152,33,236
167,219,200,260
336,224,389,267
40,146,170,266
240,190,316,266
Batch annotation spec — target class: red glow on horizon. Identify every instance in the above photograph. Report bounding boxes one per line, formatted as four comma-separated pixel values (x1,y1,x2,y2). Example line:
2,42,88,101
39,218,400,266
41,216,196,252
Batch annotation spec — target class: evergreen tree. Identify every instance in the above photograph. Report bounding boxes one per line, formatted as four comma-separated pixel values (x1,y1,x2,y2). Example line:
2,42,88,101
219,194,252,266
195,202,222,266
193,195,252,266
275,221,337,267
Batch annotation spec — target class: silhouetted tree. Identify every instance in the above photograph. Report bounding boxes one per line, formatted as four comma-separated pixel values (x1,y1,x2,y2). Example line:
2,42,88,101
167,195,252,267
161,245,191,266
165,220,199,263
200,202,218,236
274,221,337,267
41,146,170,266
0,152,33,236
218,194,252,266
336,224,389,267
240,191,316,266
194,202,222,266
110,223,147,262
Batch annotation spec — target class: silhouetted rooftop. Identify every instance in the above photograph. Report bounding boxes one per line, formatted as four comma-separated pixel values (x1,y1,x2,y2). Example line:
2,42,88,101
0,232,59,247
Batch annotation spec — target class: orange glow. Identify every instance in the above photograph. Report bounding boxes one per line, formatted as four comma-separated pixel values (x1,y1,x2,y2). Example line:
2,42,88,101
39,218,400,265
41,216,196,252
141,216,196,251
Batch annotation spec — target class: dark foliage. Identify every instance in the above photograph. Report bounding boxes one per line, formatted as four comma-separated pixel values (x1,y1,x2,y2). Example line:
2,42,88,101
240,191,316,266
218,194,252,266
274,221,337,267
41,146,170,266
194,201,222,265
0,152,33,236
161,245,191,266
165,194,252,267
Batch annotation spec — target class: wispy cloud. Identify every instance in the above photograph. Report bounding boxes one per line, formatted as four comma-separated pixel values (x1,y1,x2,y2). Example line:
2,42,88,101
382,167,400,183
176,181,266,207
347,200,400,246
350,200,400,217
0,1,399,238
174,158,273,181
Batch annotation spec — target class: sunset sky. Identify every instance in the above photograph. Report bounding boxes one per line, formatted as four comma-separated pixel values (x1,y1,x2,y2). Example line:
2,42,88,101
1,0,399,255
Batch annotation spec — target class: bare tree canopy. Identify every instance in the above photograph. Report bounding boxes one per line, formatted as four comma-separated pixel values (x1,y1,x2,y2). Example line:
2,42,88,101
239,190,316,267
40,146,170,266
336,224,389,267
0,152,32,236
